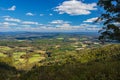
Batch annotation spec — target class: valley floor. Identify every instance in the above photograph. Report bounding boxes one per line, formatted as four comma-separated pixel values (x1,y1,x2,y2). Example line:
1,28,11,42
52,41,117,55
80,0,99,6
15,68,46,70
0,44,120,80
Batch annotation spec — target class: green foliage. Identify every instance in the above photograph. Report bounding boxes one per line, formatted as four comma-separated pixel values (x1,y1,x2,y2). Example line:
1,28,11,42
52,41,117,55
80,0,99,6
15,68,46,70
20,44,120,80
20,61,120,80
0,57,14,65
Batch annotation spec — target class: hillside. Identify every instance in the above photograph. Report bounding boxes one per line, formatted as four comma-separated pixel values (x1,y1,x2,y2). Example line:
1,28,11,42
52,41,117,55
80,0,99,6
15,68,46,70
0,44,120,80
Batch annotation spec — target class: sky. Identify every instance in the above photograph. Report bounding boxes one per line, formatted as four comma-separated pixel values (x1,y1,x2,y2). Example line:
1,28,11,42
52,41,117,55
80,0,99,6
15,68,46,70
0,0,103,32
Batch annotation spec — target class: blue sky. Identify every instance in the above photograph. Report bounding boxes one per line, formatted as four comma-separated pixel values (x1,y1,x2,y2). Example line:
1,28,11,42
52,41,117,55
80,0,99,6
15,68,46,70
0,0,102,32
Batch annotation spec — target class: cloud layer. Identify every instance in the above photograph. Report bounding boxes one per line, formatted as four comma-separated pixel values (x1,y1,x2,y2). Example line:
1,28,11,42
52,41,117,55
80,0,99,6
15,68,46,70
0,16,100,32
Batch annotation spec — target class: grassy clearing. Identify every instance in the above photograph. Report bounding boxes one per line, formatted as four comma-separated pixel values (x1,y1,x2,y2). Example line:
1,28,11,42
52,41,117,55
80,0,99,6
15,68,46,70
0,53,7,57
0,46,12,51
29,54,45,63
13,52,26,58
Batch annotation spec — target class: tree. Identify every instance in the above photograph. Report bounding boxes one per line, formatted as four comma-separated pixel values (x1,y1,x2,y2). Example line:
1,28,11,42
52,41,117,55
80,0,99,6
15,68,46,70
97,0,120,41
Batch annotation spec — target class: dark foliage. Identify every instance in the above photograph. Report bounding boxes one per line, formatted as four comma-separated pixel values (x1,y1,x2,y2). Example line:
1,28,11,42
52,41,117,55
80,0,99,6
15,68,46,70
0,62,20,80
98,0,120,41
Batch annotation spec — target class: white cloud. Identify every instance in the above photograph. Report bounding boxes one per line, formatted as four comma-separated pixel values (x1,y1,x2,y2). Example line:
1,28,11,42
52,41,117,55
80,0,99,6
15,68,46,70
8,5,16,11
26,12,35,16
47,20,100,31
80,23,100,31
40,14,44,16
54,0,97,15
0,16,45,32
4,17,21,22
20,25,31,27
49,13,53,16
50,20,70,24
2,16,11,18
55,23,81,30
0,22,18,27
83,17,98,23
22,21,38,25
